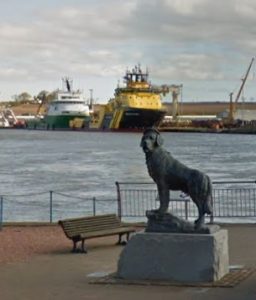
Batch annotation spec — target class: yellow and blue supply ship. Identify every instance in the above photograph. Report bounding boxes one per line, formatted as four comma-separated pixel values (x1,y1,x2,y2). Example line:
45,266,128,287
71,65,170,131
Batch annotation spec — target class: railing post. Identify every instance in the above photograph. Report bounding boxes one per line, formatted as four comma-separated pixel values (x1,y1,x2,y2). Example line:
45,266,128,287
254,188,256,218
92,197,96,216
49,191,53,223
184,200,188,220
0,196,3,230
115,182,122,220
210,190,214,224
210,211,214,224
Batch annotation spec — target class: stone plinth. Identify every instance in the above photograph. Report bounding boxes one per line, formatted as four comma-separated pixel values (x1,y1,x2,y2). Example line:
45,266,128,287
117,230,229,282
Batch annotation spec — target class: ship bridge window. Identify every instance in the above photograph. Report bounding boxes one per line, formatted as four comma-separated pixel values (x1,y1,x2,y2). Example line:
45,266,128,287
54,101,85,104
61,96,80,99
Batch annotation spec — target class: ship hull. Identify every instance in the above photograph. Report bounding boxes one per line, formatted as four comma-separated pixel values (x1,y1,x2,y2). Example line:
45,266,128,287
45,115,89,129
27,109,165,131
117,108,166,129
27,115,90,130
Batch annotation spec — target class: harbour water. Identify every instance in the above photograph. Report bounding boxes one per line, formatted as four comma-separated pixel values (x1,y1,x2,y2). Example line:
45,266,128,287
1,129,256,221
1,129,256,195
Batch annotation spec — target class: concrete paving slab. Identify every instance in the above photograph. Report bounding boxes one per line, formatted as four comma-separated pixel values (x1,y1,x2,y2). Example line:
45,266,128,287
0,225,256,300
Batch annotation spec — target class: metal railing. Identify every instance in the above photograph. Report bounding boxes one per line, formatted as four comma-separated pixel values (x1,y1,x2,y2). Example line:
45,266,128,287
115,180,256,223
0,180,256,229
0,191,118,227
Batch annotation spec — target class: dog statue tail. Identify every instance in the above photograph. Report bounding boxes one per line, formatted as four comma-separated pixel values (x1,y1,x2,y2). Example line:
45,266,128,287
203,175,213,215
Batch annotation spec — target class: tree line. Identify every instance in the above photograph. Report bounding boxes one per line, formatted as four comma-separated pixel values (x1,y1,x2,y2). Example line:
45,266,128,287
11,90,58,105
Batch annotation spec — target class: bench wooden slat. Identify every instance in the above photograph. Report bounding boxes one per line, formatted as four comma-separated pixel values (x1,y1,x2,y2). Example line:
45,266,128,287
63,226,124,238
61,219,120,228
65,225,126,234
80,227,135,239
60,214,117,223
62,219,121,228
62,219,120,225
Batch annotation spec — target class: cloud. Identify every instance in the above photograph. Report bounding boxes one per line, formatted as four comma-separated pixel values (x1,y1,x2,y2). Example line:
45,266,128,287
0,24,31,39
0,67,28,79
152,54,224,81
0,0,256,101
164,0,205,15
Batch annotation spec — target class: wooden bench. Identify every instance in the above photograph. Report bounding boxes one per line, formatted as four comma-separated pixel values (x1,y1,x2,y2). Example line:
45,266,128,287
58,214,136,253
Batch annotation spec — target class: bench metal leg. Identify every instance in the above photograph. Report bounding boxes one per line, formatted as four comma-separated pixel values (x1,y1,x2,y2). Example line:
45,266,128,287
72,240,77,253
117,233,122,245
81,240,87,253
117,233,127,246
72,240,87,253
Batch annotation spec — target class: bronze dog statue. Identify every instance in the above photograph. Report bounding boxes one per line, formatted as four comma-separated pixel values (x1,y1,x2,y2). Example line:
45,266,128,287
140,128,213,228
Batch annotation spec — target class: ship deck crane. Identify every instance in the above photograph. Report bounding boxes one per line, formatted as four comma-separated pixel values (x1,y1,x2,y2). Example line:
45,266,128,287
36,92,48,116
160,84,183,120
229,57,254,123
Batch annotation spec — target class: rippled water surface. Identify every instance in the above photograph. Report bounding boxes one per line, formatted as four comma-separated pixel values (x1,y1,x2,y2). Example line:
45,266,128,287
1,129,256,198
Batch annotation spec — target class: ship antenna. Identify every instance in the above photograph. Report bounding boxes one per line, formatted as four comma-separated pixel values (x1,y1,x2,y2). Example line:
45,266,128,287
66,79,71,92
89,89,93,109
63,77,72,92
138,63,142,73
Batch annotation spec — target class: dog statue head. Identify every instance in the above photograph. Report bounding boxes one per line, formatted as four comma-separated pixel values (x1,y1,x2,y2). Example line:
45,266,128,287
140,127,164,153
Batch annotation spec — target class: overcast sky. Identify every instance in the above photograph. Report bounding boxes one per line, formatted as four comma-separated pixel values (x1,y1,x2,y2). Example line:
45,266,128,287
1,0,256,103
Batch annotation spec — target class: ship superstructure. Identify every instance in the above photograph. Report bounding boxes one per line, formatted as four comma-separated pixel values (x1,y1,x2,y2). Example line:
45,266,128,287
89,65,167,130
28,78,90,130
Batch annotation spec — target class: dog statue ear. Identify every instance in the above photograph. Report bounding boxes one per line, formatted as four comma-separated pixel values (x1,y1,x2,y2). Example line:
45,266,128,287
156,133,163,146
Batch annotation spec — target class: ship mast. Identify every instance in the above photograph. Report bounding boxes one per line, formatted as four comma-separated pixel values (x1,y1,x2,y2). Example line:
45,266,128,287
62,77,73,92
89,89,94,110
124,64,149,86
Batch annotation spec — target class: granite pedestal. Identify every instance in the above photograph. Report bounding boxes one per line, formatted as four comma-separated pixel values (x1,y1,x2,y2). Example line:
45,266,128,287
117,230,229,282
